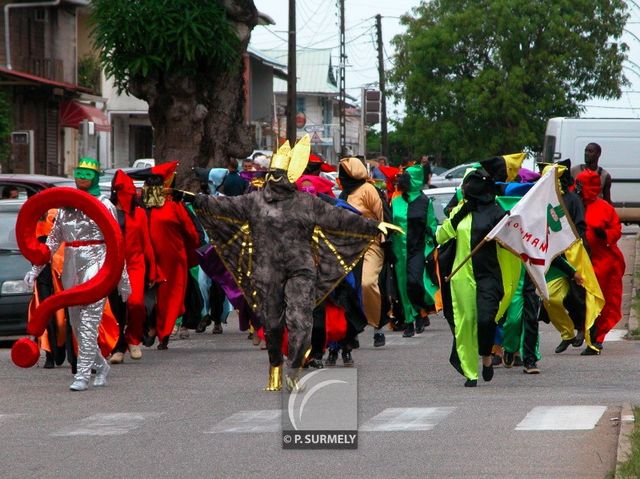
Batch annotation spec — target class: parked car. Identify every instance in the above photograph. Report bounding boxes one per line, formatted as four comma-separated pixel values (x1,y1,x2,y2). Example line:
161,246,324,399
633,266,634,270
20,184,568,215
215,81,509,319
0,199,31,336
99,167,146,195
422,186,458,225
0,174,76,198
429,163,473,188
132,158,155,169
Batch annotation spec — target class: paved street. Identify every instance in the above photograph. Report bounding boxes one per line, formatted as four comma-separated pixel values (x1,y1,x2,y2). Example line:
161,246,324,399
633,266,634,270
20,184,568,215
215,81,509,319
0,231,638,479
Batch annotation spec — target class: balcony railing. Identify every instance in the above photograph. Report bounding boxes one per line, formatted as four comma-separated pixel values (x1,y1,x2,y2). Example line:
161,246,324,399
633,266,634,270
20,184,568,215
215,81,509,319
15,56,64,83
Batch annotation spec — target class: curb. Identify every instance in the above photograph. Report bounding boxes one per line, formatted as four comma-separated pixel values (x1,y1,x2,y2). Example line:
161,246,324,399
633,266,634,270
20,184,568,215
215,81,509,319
615,403,636,479
627,232,639,336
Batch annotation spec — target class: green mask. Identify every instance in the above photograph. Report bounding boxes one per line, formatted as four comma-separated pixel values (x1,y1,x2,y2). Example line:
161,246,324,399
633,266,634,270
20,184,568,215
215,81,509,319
74,168,97,181
73,168,100,196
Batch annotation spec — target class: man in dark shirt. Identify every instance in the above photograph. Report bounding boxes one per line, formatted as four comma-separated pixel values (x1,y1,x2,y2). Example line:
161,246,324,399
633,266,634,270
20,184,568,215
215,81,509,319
570,143,612,204
222,158,248,196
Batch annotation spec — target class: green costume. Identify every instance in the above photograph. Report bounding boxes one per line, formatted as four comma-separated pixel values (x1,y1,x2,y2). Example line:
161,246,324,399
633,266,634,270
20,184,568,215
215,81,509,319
436,170,519,383
391,165,439,324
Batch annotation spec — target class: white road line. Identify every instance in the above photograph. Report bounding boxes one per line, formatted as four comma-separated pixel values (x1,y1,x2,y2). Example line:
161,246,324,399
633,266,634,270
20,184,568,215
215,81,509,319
205,410,281,433
515,406,607,431
51,413,162,436
360,407,455,432
604,329,626,342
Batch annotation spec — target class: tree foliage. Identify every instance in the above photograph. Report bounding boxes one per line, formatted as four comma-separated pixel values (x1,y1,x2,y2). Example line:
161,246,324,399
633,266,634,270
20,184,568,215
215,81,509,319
390,0,629,164
90,0,240,95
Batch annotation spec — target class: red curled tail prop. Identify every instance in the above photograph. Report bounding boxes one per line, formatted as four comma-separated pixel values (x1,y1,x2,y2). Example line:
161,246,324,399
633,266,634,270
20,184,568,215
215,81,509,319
12,188,124,367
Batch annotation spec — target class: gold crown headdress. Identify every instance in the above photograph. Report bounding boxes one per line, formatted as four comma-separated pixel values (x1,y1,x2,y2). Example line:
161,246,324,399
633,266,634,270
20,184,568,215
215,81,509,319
268,134,311,182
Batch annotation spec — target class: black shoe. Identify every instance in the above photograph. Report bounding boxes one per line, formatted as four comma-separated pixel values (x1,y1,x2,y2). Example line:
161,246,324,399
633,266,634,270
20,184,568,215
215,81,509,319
523,361,540,374
403,323,415,338
554,339,574,354
195,315,211,333
43,354,54,369
580,346,600,356
342,351,354,367
373,332,385,347
415,317,425,335
157,337,169,350
143,334,157,347
325,349,338,367
572,331,584,348
503,351,514,368
464,379,477,387
513,355,524,367
351,338,360,350
482,364,494,382
212,322,223,334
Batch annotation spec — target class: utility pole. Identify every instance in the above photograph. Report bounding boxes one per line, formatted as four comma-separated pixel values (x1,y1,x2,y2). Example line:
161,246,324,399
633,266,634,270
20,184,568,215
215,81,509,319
375,14,388,158
286,0,297,145
339,0,346,156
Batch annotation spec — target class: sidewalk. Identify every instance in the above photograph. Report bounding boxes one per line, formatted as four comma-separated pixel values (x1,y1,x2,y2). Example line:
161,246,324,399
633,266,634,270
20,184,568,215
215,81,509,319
616,227,639,478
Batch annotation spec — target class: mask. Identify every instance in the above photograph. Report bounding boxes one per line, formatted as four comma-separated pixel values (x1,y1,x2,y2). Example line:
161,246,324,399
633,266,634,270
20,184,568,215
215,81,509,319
300,185,316,195
74,169,96,181
142,185,166,207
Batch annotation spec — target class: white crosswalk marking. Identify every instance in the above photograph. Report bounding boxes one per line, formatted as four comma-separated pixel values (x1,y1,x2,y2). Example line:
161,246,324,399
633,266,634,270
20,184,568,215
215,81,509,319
51,413,162,436
604,329,626,342
205,410,281,433
360,407,455,432
515,406,607,431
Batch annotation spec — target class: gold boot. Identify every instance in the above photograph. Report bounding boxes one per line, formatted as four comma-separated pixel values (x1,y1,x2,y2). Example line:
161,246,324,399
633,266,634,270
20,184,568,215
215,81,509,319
264,365,282,391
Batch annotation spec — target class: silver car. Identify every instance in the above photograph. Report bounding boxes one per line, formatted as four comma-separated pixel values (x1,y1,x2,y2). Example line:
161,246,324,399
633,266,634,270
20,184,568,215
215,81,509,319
429,163,473,188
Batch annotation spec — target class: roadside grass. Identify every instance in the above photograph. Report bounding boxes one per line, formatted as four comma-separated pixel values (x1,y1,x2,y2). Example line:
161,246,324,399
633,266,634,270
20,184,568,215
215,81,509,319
617,406,640,479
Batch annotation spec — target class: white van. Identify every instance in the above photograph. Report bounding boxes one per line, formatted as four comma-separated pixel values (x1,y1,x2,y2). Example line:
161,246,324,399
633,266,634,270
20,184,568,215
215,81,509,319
542,117,640,223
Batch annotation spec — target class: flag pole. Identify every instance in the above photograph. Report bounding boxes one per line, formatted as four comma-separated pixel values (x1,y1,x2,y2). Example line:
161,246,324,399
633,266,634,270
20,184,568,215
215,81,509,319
445,237,489,282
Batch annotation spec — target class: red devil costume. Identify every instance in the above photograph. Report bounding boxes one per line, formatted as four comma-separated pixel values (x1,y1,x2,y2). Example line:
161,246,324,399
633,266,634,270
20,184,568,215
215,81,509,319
132,161,201,348
110,170,159,358
575,169,625,349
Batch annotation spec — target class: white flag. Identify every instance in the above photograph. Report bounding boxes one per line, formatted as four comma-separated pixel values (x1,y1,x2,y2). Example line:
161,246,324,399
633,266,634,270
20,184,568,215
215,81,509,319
485,167,578,299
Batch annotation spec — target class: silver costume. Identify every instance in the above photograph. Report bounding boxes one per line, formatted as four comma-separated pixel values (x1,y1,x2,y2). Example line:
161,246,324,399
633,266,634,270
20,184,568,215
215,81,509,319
34,195,130,383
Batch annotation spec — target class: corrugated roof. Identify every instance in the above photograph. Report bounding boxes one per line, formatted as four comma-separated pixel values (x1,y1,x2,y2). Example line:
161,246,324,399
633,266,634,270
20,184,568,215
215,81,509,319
258,48,339,95
247,46,287,79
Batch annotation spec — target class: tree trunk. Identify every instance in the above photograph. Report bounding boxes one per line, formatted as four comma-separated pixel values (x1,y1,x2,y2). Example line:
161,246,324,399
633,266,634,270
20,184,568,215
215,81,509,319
129,2,258,191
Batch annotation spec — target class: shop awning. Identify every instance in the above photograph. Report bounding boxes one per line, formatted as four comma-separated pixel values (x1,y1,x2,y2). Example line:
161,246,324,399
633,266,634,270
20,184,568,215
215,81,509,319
60,100,111,132
0,66,83,92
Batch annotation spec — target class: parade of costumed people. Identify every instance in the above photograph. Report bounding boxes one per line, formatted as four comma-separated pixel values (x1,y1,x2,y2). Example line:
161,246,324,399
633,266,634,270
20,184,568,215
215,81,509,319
23,158,130,391
192,135,401,391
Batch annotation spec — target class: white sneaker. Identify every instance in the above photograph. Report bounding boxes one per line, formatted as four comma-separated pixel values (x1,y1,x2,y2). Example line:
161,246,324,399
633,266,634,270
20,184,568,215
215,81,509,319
129,344,142,360
109,352,124,364
69,379,88,391
93,363,111,387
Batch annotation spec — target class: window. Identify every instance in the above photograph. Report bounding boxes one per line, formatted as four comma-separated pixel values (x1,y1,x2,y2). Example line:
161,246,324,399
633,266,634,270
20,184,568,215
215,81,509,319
296,97,306,113
543,135,556,163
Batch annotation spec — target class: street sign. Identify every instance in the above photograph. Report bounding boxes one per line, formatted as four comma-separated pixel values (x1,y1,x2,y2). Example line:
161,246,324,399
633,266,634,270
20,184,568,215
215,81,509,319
311,132,322,144
304,125,324,133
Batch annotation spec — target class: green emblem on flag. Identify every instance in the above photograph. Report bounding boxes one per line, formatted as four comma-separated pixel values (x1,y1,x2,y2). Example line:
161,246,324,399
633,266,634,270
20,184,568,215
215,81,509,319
547,204,565,232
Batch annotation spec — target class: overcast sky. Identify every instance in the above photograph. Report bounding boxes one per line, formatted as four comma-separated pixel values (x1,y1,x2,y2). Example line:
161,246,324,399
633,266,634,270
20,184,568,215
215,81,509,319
251,0,640,119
